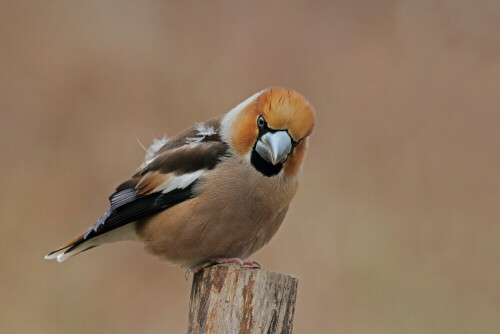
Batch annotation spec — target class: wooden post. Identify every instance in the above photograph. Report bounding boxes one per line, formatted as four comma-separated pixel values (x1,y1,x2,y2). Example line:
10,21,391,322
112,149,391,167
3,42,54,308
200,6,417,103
187,264,299,334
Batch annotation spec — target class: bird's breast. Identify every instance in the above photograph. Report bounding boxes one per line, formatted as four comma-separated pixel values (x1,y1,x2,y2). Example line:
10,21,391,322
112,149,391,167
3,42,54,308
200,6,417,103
136,157,298,266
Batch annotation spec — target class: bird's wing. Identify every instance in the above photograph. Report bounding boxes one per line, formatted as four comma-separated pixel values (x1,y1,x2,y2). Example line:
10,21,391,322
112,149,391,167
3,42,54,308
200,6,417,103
46,117,228,260
85,118,228,240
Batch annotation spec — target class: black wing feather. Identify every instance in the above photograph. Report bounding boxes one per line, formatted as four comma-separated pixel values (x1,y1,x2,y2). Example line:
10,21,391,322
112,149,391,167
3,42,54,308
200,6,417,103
67,184,195,253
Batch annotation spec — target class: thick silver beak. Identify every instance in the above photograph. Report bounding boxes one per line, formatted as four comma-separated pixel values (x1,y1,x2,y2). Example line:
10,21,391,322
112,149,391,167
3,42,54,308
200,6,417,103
255,131,292,165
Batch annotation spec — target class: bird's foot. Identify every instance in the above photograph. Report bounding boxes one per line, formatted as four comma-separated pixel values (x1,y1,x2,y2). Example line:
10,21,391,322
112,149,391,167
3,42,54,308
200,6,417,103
185,261,212,280
185,257,261,280
242,259,261,269
209,257,244,266
210,257,261,269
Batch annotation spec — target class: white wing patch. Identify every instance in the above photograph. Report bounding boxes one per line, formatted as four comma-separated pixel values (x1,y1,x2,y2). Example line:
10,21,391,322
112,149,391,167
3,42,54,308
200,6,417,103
144,134,169,160
186,123,217,145
161,170,205,193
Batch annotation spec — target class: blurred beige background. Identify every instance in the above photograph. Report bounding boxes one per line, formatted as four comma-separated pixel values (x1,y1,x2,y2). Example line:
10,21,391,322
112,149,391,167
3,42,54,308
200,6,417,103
1,1,499,333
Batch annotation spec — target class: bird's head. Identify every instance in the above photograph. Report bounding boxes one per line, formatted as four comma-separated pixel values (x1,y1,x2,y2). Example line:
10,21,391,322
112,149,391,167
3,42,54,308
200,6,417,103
221,88,315,178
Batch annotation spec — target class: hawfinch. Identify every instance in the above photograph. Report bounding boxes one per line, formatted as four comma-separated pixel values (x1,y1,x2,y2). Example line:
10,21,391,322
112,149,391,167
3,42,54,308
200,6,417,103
45,88,315,277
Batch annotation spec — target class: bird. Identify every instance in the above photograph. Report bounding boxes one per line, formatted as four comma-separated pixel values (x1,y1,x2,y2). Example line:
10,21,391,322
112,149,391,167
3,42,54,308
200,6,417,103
45,87,315,278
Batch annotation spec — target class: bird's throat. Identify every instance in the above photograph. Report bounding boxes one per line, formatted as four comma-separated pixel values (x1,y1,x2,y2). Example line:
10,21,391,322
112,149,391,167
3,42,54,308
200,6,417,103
251,149,283,177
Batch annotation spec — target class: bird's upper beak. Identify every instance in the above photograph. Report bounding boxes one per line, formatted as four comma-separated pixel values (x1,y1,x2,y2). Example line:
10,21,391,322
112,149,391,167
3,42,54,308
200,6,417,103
255,131,292,165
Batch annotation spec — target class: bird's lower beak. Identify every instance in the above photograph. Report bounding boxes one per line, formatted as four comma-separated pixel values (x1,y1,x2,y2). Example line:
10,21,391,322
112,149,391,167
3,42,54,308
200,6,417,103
255,131,292,165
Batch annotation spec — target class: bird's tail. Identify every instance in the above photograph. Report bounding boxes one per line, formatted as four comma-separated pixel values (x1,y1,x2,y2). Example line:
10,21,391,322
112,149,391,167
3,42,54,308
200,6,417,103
44,233,98,262
44,224,137,262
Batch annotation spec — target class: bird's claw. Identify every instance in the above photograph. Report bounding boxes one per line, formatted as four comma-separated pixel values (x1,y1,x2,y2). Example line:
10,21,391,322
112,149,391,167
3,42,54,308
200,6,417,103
185,260,212,280
243,259,261,269
185,258,262,280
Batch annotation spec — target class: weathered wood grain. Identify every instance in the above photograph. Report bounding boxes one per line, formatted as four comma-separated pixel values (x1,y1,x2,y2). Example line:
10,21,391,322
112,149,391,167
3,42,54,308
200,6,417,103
187,264,298,334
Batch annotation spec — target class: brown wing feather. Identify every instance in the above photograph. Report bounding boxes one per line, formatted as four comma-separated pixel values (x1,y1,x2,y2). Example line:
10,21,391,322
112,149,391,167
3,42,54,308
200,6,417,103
115,116,225,194
115,173,141,191
136,171,172,195
155,116,222,155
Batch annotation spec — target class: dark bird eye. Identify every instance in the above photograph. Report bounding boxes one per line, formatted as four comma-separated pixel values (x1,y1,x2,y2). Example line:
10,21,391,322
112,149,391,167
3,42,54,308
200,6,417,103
257,115,266,129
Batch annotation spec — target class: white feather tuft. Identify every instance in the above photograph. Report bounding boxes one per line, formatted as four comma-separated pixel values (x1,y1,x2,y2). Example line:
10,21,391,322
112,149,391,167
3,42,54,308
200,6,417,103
185,137,203,145
144,134,169,160
185,123,217,146
195,123,217,136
